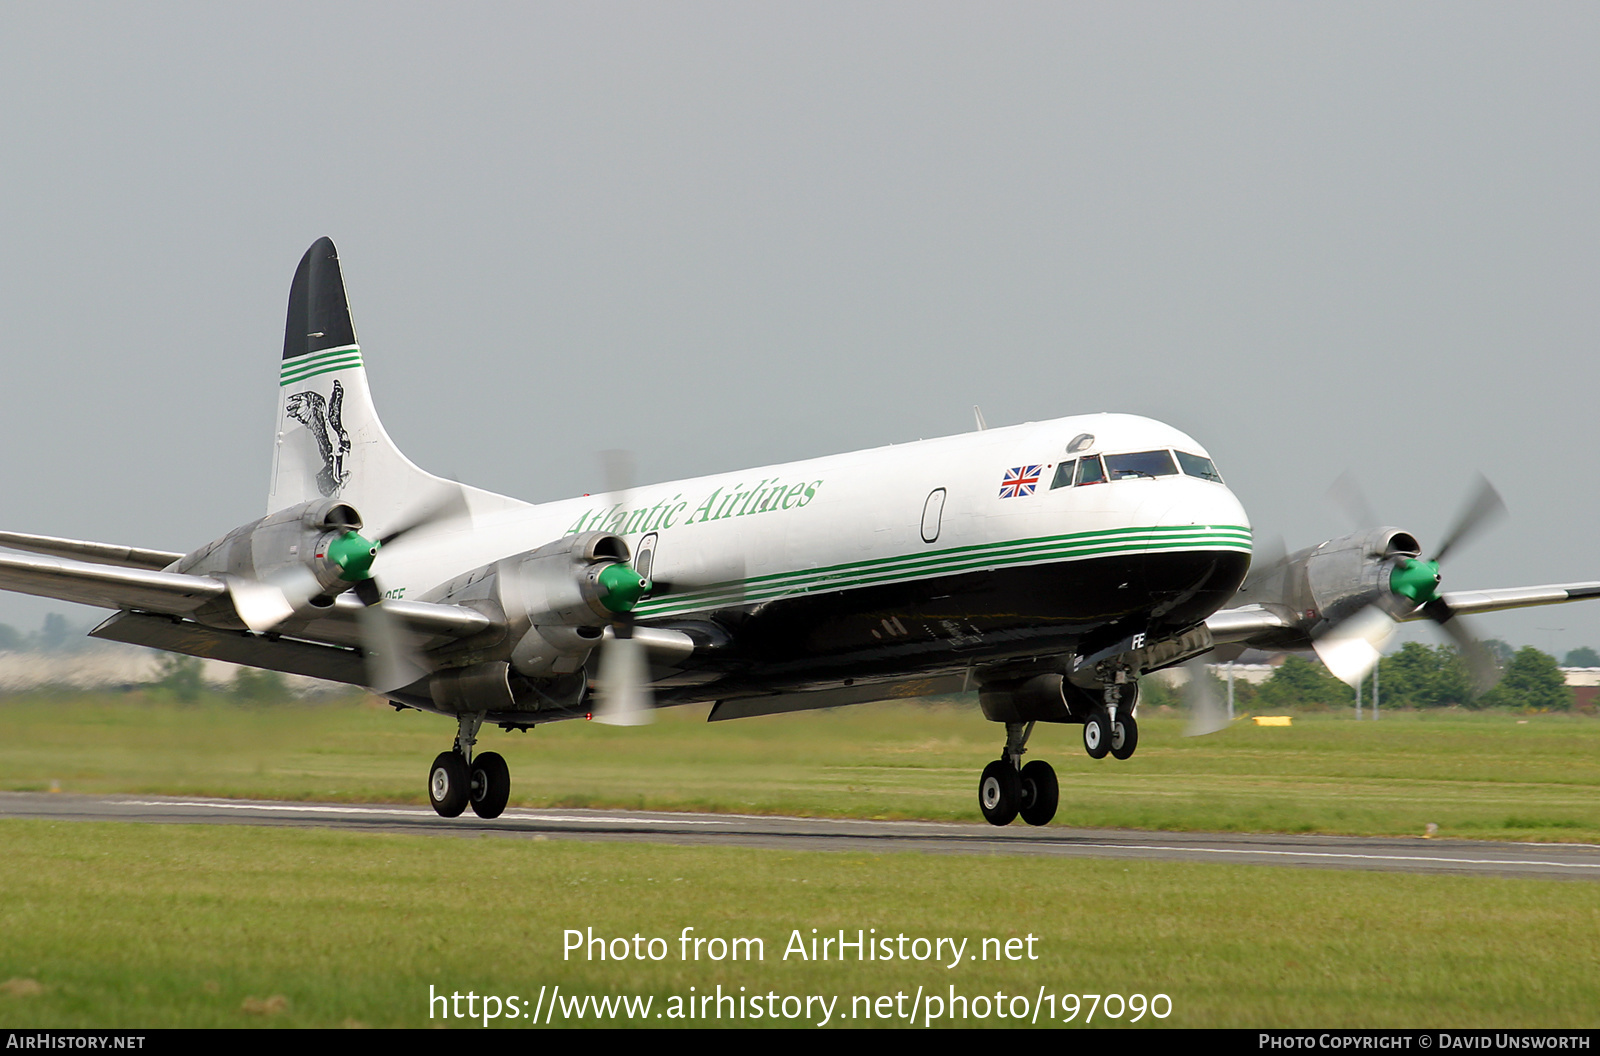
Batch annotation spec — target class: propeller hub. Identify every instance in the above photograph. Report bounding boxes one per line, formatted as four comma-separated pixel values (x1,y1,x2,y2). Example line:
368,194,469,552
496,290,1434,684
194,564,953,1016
328,530,380,582
1390,557,1441,605
598,562,651,613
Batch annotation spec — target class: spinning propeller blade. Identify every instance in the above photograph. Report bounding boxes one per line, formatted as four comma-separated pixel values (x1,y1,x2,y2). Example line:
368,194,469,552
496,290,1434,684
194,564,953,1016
225,565,323,634
225,483,473,691
588,451,656,725
1182,659,1230,737
1315,475,1507,692
1313,605,1395,686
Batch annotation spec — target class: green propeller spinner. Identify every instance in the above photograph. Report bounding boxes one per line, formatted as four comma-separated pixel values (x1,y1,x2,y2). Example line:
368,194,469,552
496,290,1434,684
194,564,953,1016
598,562,652,614
328,530,381,583
1389,557,1442,606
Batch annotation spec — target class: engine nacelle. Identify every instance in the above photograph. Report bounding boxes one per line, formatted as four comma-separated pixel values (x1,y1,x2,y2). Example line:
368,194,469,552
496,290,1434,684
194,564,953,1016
1302,527,1422,623
1234,527,1422,647
423,531,647,678
177,499,371,625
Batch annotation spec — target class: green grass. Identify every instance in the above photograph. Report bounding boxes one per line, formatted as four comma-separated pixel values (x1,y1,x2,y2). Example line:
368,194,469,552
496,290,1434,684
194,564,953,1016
3,690,1600,841
1,820,1597,1028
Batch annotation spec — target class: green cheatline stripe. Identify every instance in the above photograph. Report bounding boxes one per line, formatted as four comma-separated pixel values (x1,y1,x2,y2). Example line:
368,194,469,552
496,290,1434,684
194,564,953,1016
637,538,1253,616
280,346,364,386
657,524,1248,599
635,526,1251,617
643,527,1252,609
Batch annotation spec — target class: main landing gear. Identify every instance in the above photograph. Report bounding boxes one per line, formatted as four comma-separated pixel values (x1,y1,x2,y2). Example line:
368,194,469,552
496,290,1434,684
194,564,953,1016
428,712,512,819
975,675,1142,827
977,722,1059,827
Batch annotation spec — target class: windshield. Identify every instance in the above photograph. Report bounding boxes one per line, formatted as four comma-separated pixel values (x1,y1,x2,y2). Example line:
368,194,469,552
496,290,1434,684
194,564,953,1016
1103,450,1178,480
1175,451,1224,482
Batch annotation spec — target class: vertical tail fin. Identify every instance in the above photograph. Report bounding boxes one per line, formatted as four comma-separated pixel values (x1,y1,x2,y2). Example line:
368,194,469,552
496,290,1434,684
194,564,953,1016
268,238,524,530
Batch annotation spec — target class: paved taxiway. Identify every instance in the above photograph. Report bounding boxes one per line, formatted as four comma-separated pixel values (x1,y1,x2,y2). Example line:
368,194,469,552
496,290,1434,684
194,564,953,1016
5,791,1599,881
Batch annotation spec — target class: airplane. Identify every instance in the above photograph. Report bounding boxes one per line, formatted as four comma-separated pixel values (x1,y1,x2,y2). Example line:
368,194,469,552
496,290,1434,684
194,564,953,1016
4,238,1599,829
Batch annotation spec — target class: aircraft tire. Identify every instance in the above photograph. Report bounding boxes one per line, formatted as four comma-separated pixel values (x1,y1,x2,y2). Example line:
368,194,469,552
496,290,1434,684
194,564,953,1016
1110,714,1139,760
1083,710,1111,759
469,751,511,819
429,751,470,818
978,760,1020,826
1018,760,1059,826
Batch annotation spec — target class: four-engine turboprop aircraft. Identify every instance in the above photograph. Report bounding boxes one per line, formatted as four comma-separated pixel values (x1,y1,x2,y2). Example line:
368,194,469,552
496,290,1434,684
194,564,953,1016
4,238,1599,827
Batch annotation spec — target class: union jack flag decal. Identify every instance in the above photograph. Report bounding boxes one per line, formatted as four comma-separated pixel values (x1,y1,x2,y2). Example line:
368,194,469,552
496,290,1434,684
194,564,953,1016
999,465,1042,498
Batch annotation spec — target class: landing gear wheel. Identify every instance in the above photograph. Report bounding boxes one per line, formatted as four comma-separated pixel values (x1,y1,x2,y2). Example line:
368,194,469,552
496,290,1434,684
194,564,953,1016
469,751,511,819
1083,709,1111,759
1110,714,1139,760
1018,760,1059,827
978,760,1021,826
428,751,469,818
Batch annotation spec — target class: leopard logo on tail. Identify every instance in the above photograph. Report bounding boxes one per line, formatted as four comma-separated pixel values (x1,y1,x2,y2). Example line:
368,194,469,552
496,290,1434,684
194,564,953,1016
285,380,352,497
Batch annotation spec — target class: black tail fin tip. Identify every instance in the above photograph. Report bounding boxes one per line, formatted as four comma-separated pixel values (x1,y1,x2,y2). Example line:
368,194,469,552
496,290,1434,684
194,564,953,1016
283,237,357,360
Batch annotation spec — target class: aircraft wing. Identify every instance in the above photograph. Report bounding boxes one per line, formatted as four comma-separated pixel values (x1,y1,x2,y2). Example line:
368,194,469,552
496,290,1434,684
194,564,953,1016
0,549,225,613
1427,582,1600,617
1206,580,1600,649
0,530,185,570
0,546,491,652
1205,605,1293,644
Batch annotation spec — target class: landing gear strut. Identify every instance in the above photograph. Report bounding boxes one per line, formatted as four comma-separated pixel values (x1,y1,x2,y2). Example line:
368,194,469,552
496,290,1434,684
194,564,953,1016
428,712,513,819
976,721,1059,828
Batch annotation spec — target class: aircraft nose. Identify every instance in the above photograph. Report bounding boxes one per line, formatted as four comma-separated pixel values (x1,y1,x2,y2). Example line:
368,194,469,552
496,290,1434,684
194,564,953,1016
1136,477,1251,535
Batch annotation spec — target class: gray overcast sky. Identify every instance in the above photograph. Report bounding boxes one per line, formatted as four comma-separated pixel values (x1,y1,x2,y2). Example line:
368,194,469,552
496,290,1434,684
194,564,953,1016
1,3,1596,655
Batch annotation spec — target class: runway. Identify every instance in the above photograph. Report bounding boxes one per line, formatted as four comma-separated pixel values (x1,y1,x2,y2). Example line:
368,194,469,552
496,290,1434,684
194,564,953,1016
5,790,1598,881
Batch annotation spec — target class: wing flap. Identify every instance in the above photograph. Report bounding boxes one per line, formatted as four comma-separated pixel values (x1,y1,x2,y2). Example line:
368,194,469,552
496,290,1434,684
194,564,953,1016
90,611,369,685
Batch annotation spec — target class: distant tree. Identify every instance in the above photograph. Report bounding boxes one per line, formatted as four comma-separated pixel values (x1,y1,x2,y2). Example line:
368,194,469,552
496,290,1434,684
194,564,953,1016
1479,647,1570,711
37,613,70,652
231,667,288,705
1377,642,1472,709
1562,646,1600,668
1257,656,1351,710
153,653,205,703
1139,675,1178,709
1483,638,1516,665
0,624,21,652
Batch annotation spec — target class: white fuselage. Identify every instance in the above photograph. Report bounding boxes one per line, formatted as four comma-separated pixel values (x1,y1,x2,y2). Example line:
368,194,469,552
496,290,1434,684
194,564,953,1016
372,412,1251,628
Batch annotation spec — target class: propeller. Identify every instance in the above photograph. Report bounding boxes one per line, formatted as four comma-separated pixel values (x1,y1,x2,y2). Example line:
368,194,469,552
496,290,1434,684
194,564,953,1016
1181,658,1230,737
589,451,656,725
226,484,471,691
1312,474,1506,693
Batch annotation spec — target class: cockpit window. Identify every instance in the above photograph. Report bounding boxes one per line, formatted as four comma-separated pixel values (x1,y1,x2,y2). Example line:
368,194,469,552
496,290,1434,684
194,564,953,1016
1175,451,1224,482
1075,455,1106,485
1104,450,1178,480
1050,460,1075,490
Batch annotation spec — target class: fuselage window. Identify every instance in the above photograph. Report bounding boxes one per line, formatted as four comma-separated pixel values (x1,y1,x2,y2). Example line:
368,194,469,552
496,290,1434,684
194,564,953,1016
1104,450,1178,480
1075,455,1106,485
1175,451,1224,483
1050,460,1076,490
